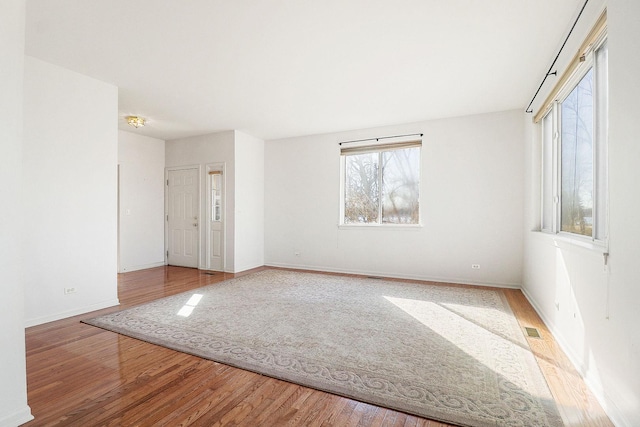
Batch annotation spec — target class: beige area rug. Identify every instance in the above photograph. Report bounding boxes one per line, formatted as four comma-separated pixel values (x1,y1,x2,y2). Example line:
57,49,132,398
84,270,563,427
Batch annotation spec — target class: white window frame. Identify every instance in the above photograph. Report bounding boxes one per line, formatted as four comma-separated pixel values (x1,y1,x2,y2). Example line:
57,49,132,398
540,34,608,246
339,137,422,227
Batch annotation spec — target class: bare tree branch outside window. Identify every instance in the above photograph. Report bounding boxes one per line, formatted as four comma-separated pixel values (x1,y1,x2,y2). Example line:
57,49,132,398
561,69,593,237
344,153,379,223
343,147,420,225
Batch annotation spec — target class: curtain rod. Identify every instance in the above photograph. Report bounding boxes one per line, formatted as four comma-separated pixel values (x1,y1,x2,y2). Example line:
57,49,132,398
338,133,423,146
525,0,589,114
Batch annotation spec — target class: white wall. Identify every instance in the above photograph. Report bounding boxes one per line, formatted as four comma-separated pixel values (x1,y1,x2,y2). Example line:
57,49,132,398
118,130,166,272
23,57,119,327
523,1,640,425
265,110,524,287
606,1,640,422
0,1,33,425
166,131,236,271
234,131,265,271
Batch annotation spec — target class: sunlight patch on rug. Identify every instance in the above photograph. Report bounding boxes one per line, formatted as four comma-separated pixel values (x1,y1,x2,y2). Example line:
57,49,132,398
177,293,203,317
84,270,563,427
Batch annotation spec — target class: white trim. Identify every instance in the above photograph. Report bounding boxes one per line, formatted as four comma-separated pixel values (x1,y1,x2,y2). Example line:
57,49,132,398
232,262,265,274
117,163,121,273
554,231,607,252
205,162,226,272
533,229,607,256
552,102,560,234
338,224,423,230
118,261,165,273
265,262,521,289
338,153,346,224
24,299,120,328
0,406,33,427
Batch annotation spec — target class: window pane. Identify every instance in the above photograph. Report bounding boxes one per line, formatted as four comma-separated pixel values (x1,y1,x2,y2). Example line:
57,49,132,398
561,69,593,236
381,147,420,224
211,174,221,222
344,153,379,224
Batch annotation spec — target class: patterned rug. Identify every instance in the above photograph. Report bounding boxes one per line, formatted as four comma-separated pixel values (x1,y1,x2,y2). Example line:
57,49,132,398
84,270,563,427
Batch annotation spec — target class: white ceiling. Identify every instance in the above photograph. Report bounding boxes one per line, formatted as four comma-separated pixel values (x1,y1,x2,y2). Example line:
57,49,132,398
25,0,583,141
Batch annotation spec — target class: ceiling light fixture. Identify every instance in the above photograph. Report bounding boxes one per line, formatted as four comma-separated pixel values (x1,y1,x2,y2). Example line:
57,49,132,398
126,116,146,128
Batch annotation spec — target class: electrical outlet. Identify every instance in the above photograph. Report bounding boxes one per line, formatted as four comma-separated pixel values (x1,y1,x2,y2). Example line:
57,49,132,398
471,264,480,270
64,287,76,295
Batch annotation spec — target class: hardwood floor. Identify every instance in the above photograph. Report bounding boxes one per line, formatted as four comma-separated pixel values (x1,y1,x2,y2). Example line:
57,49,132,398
24,266,612,426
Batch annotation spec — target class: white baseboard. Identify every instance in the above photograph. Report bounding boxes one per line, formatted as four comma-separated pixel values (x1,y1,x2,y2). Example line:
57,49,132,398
232,262,266,274
118,261,165,273
521,287,631,427
24,299,120,328
0,406,33,427
265,262,521,289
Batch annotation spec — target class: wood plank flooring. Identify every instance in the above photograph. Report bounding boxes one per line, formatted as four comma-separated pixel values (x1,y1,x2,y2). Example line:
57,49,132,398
24,266,613,426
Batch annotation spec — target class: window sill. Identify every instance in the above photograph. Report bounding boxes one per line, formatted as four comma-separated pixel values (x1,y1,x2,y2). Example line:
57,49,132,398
338,223,423,230
531,230,608,254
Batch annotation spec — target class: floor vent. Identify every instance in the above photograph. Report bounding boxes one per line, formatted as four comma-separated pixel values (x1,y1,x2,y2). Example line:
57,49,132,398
202,272,217,276
367,276,383,280
525,327,542,339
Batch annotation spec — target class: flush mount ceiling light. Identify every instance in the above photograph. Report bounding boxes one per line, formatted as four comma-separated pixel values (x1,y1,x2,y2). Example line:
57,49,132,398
125,115,146,128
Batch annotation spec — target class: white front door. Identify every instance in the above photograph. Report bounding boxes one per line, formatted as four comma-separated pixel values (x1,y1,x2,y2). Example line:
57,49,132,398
208,169,224,271
167,168,199,268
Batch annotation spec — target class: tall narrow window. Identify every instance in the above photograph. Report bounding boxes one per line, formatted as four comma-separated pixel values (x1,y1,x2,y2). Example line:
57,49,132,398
560,69,594,236
210,172,222,222
541,111,555,232
539,35,607,242
341,140,421,225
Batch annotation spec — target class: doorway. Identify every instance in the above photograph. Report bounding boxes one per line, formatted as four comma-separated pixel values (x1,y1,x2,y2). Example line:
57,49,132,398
166,167,199,268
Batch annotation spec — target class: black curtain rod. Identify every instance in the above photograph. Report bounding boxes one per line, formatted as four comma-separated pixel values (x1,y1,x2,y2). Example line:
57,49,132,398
525,0,590,114
339,133,423,146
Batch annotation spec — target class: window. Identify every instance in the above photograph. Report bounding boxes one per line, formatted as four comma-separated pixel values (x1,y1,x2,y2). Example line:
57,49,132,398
561,69,594,236
341,139,421,225
541,37,608,242
209,171,222,222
